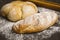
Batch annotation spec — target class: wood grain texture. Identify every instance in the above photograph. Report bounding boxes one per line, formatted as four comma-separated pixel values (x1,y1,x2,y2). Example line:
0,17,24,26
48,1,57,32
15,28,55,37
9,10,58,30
27,0,60,11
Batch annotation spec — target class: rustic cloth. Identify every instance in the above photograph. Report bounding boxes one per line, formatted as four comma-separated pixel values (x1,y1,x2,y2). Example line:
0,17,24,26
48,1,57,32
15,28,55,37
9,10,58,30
0,7,60,40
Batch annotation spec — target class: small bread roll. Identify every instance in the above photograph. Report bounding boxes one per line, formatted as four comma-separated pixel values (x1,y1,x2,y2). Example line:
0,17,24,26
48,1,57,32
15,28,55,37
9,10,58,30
1,1,38,21
12,12,58,33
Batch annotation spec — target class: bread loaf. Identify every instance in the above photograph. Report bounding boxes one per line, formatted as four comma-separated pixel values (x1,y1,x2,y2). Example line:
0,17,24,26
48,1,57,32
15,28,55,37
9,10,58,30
1,1,38,21
12,12,58,33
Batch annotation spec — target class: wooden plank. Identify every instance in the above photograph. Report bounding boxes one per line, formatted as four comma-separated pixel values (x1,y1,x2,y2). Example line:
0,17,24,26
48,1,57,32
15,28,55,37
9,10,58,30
25,0,60,11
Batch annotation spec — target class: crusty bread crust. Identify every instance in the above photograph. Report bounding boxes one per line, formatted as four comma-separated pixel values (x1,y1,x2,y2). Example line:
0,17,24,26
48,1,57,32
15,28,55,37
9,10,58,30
12,12,58,33
1,1,38,21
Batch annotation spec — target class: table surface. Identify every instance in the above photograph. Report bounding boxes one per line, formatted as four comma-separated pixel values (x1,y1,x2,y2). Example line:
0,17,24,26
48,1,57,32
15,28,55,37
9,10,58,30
0,7,60,40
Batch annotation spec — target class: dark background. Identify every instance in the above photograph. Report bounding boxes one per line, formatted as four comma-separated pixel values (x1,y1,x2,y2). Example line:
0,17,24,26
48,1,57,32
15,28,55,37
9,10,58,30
47,0,60,4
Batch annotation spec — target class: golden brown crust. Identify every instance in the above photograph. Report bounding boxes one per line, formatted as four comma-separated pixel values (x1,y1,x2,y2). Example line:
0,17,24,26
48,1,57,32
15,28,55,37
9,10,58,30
7,6,22,21
1,1,38,21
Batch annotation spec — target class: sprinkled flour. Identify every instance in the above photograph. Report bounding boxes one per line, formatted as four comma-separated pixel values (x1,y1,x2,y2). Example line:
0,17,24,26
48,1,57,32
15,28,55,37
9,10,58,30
0,7,60,40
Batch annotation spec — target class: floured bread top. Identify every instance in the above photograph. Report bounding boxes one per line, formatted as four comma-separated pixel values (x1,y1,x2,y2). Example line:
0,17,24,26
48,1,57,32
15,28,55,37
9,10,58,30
12,11,58,33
